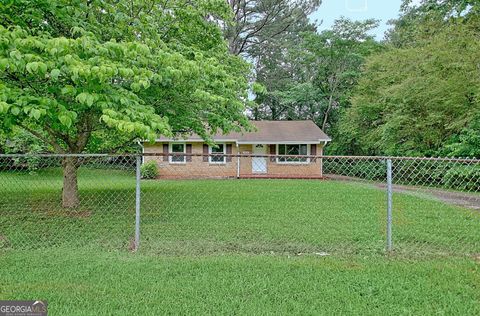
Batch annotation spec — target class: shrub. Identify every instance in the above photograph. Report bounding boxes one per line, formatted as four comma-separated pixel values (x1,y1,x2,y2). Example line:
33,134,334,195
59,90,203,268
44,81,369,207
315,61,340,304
140,161,159,179
392,160,447,186
443,165,480,191
324,159,386,181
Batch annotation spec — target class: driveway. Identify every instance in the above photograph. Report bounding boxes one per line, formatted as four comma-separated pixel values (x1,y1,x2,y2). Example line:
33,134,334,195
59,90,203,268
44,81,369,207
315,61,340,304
325,174,480,210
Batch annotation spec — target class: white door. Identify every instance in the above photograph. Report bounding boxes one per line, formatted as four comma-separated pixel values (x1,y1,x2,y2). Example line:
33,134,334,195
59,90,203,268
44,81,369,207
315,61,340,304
252,144,267,173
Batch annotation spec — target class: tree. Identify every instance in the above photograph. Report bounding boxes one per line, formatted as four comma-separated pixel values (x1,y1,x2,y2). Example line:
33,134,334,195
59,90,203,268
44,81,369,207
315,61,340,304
338,19,480,156
300,18,381,132
0,0,251,208
224,0,321,56
251,12,317,121
252,17,381,144
386,0,480,47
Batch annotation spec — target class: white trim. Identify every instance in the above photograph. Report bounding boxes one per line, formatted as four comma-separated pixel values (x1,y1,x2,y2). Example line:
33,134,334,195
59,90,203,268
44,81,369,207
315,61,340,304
276,144,311,165
169,142,186,164
237,140,330,145
209,142,226,164
146,139,331,144
153,139,238,143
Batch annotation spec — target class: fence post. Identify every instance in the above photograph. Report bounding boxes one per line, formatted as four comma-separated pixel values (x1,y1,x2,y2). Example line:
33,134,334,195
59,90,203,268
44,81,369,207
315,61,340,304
236,146,240,179
134,155,141,251
386,159,393,252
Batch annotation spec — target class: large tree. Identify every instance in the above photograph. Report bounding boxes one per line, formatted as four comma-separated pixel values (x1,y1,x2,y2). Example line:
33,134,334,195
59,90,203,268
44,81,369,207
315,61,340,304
224,0,321,56
0,0,251,208
252,18,381,142
338,18,480,156
386,0,480,48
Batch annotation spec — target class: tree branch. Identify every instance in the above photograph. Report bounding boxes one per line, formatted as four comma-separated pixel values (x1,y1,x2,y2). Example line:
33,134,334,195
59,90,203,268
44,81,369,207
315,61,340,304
19,124,65,153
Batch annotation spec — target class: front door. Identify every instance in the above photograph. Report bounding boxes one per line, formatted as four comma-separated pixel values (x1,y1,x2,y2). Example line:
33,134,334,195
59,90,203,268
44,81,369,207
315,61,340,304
252,144,267,174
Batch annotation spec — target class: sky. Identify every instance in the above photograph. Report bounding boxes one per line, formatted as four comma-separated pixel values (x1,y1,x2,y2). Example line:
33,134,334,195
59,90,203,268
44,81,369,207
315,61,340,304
310,0,406,40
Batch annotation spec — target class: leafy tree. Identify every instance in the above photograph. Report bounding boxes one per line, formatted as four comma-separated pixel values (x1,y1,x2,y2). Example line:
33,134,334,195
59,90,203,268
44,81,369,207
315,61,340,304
339,18,480,156
386,0,480,47
442,115,480,158
251,12,317,120
300,18,381,132
253,17,381,145
0,0,251,208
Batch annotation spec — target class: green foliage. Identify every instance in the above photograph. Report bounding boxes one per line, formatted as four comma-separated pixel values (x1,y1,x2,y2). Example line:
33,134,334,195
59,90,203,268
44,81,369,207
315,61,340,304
1,128,49,172
252,17,382,139
0,0,251,155
338,19,480,156
324,160,386,181
443,115,480,158
140,160,159,179
444,166,480,191
387,0,480,48
326,159,480,192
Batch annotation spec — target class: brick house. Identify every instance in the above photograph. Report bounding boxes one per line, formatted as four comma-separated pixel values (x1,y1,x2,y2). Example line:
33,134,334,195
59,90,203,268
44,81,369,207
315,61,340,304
141,120,331,178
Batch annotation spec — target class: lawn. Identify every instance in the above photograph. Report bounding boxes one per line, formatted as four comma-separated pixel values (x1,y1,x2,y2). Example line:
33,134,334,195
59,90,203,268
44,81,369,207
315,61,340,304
0,168,479,315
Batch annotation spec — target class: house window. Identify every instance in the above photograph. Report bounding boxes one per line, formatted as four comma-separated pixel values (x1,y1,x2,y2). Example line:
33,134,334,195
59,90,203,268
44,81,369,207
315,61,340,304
209,143,225,164
169,143,186,163
277,144,309,163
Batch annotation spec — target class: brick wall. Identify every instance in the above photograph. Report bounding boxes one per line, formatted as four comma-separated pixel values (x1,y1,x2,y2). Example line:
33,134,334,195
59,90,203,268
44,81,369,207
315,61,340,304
143,142,238,178
143,142,324,178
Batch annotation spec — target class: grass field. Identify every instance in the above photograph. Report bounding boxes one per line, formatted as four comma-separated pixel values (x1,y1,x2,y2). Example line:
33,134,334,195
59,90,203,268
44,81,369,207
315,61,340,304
1,168,479,315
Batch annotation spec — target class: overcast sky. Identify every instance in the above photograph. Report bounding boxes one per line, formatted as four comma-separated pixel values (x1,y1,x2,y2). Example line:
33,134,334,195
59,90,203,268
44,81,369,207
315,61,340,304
310,0,409,40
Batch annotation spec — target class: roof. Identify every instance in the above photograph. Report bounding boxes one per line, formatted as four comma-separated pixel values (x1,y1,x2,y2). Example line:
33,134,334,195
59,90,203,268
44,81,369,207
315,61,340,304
154,120,331,144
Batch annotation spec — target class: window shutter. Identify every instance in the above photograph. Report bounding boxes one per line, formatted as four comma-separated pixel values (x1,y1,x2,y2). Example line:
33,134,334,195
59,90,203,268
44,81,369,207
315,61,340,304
186,144,192,162
163,144,169,162
269,144,276,162
226,144,232,162
311,144,317,163
203,144,209,162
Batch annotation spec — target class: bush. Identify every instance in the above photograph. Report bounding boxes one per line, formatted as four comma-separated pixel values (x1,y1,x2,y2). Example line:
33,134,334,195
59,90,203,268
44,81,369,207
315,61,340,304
443,165,480,191
140,161,159,179
324,159,386,181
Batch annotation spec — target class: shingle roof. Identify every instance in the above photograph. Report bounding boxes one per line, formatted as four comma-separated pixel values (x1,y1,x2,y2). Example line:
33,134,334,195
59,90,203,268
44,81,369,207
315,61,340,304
155,120,331,144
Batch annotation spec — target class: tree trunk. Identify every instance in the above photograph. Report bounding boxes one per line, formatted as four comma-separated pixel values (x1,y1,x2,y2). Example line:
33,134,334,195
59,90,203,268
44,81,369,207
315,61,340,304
62,157,79,208
322,93,335,131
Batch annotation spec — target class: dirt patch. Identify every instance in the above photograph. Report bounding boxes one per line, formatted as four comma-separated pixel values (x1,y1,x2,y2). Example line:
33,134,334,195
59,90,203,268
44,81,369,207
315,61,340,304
325,174,480,211
0,235,11,249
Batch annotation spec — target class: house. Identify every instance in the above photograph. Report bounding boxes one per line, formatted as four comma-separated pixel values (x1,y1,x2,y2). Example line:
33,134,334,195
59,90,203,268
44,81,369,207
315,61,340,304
141,120,331,179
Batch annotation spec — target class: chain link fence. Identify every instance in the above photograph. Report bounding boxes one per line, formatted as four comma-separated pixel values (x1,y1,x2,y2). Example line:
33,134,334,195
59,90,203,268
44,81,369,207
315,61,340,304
0,154,478,257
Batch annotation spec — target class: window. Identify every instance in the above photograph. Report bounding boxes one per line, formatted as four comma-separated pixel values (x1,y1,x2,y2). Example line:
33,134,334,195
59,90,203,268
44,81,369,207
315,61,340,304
277,144,309,163
169,143,185,163
209,143,225,164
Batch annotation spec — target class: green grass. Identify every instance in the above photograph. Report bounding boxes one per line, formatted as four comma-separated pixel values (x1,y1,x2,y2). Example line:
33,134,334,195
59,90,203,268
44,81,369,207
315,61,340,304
1,168,479,315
